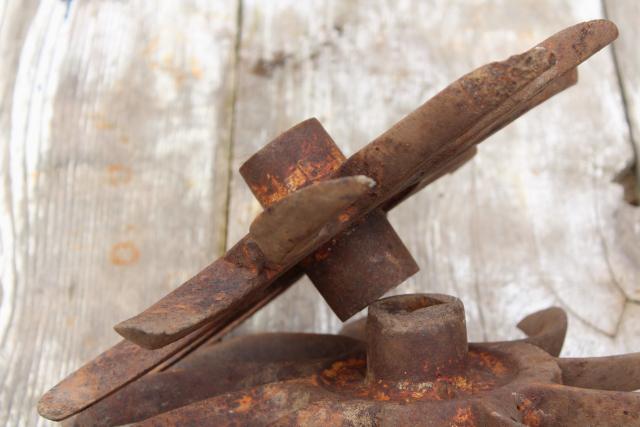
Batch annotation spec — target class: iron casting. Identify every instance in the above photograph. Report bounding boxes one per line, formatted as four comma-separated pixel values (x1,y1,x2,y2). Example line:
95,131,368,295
66,294,640,426
36,20,639,426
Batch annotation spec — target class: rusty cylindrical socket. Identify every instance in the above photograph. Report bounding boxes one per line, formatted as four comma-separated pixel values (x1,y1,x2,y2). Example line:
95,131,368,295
366,294,468,382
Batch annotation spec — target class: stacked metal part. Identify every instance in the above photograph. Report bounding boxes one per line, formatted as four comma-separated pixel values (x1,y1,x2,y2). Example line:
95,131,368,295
38,20,640,426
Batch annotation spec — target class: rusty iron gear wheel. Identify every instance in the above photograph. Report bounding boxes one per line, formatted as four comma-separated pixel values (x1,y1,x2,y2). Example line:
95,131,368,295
67,294,640,426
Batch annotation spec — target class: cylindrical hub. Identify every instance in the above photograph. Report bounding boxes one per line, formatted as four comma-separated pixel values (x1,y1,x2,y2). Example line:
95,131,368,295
366,294,468,382
240,118,418,321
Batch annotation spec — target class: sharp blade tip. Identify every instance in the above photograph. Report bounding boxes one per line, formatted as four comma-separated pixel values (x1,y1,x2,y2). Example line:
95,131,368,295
352,174,376,189
113,320,163,350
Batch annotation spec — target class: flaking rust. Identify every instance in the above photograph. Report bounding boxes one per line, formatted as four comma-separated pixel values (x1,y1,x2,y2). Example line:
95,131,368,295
37,20,640,426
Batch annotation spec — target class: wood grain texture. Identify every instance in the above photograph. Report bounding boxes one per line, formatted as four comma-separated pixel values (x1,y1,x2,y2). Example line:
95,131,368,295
228,0,640,358
606,0,640,201
604,0,640,302
1,1,639,425
0,1,238,425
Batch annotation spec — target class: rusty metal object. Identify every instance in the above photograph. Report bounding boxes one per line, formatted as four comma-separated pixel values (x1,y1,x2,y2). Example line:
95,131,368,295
114,20,617,349
241,118,420,320
249,175,376,264
66,334,364,426
38,20,621,422
65,294,640,426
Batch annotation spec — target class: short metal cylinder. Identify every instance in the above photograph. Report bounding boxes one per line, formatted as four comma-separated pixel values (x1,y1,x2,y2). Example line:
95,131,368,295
366,294,468,382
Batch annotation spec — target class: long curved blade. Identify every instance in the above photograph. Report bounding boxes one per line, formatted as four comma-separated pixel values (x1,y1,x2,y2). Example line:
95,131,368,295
114,176,374,349
38,267,301,422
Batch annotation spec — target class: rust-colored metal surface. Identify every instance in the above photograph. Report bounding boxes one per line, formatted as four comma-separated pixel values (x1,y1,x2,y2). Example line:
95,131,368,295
65,294,640,426
240,118,419,320
38,20,626,423
111,21,617,350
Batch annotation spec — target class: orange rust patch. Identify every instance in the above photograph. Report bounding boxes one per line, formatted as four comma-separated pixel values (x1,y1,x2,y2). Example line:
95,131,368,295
110,241,140,266
261,174,290,206
373,391,390,401
476,351,508,375
452,376,472,391
319,351,514,403
284,167,309,192
233,395,253,413
522,410,543,427
451,406,474,426
517,396,543,427
321,359,365,381
106,164,132,186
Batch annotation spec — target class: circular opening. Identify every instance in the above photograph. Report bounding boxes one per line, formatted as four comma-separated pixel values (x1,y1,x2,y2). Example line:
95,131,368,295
378,295,445,314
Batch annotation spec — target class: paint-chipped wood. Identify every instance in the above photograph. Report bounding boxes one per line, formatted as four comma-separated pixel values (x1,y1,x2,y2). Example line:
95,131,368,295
0,1,238,425
228,0,640,358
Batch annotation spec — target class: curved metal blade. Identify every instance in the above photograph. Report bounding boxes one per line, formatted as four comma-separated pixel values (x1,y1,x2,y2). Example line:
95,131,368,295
68,334,362,426
38,325,219,422
115,176,374,349
38,267,301,422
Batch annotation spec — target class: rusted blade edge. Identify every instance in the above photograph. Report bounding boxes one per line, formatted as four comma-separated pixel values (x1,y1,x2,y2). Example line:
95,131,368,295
114,236,267,349
336,20,616,224
37,323,220,421
455,20,616,155
385,67,577,211
156,265,303,372
393,20,616,203
115,177,374,349
38,267,304,422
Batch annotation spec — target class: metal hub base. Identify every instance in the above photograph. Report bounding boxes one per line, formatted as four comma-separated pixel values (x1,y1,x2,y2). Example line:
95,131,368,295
69,293,640,426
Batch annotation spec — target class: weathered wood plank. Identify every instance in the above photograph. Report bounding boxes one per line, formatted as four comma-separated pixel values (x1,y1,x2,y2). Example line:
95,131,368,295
2,1,639,424
0,1,238,425
228,0,640,357
604,0,640,313
605,0,640,206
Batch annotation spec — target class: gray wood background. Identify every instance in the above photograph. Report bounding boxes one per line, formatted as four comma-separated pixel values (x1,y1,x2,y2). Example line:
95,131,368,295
0,1,638,425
